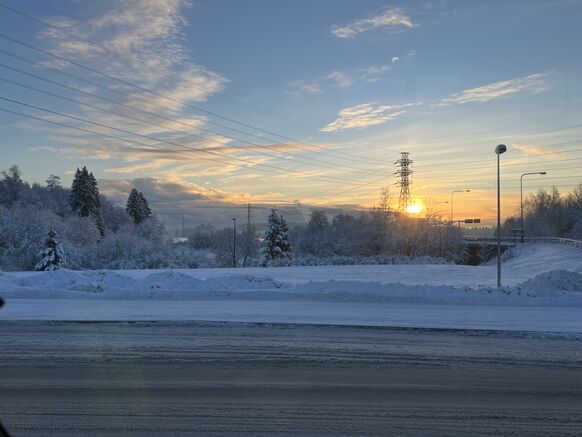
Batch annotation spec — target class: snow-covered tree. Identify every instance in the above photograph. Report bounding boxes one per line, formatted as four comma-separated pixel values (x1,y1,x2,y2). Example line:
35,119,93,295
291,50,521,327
70,167,104,237
45,175,62,192
0,165,27,206
34,228,66,271
262,209,293,266
126,188,152,224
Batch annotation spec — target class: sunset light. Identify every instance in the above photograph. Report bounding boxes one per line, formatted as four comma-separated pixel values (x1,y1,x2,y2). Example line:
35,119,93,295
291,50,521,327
0,3,581,434
406,203,423,215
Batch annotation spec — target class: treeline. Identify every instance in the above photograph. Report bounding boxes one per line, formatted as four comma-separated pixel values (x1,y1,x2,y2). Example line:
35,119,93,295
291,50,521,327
0,165,192,271
502,185,582,240
185,202,467,267
1,165,474,271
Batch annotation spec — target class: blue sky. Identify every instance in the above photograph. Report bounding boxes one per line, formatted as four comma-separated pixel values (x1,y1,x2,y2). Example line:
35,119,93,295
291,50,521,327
0,0,581,225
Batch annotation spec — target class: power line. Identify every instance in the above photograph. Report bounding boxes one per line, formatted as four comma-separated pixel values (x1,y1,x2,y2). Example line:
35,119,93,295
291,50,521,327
0,49,392,175
0,72,381,175
0,32,383,166
0,96,387,186
0,1,319,132
0,39,582,178
0,2,398,165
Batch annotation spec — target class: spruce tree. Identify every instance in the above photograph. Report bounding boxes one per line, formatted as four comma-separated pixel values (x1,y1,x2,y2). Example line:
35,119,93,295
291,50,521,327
277,214,293,261
35,228,66,271
262,209,293,266
138,191,152,220
126,189,152,224
70,166,105,237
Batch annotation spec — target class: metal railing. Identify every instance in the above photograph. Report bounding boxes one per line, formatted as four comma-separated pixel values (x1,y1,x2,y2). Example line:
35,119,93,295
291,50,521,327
464,236,582,249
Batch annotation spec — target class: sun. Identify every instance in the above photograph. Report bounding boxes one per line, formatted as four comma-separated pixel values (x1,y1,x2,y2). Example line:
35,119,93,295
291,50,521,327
406,203,423,215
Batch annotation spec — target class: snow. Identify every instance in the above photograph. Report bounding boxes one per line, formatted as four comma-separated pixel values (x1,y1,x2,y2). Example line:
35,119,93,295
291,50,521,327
2,300,581,335
520,270,582,293
1,243,581,333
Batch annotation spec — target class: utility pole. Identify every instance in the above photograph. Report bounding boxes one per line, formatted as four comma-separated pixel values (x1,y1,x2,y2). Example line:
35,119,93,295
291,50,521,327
232,218,237,268
395,152,413,212
182,215,185,237
495,144,507,287
245,203,252,267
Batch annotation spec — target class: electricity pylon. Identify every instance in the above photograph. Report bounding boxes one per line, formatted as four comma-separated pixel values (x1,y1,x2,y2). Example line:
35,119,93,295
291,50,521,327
395,152,413,212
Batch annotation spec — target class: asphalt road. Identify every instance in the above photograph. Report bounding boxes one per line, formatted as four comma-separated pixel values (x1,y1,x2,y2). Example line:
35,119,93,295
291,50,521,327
0,321,581,436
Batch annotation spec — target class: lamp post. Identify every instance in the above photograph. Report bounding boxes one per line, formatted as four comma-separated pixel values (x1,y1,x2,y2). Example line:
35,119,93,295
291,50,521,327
450,190,470,221
520,171,546,243
495,144,507,287
232,218,237,268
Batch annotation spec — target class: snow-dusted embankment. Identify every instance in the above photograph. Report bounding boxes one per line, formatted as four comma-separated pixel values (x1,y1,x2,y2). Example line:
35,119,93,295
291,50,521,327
1,243,581,333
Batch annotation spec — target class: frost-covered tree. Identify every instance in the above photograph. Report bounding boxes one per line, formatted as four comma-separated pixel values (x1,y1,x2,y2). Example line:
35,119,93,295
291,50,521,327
262,209,293,266
70,167,104,237
299,210,332,257
0,165,28,206
126,188,152,224
45,175,62,192
34,228,66,271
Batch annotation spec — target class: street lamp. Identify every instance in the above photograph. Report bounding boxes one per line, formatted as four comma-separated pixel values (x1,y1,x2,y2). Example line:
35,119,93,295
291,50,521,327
450,190,470,221
232,218,237,268
495,144,507,287
520,171,547,243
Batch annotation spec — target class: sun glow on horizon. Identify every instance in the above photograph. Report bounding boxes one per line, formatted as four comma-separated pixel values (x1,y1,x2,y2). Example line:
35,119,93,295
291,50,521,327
406,203,424,215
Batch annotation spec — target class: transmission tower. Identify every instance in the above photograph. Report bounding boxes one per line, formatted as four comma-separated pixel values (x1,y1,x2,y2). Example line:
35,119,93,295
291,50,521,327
394,152,413,212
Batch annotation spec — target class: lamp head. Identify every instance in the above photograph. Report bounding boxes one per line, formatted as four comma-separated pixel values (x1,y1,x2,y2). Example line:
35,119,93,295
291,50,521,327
495,144,507,155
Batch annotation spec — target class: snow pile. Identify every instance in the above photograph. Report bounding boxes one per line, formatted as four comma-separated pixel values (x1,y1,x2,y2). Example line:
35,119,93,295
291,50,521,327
3,269,582,306
123,271,284,294
19,270,98,291
133,270,203,291
519,270,582,293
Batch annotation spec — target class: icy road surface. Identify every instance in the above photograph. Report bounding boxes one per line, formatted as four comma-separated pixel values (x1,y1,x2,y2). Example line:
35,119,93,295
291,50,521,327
1,322,581,436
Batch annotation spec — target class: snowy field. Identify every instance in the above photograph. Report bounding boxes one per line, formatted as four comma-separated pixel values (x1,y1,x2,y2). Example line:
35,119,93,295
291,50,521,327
1,243,582,334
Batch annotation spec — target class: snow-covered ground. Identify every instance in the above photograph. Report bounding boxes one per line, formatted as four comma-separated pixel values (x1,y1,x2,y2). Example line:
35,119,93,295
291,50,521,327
1,243,581,333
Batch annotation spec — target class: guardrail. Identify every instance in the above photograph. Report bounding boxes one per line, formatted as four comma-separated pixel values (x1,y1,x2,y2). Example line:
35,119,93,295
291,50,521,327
464,236,582,249
523,237,582,248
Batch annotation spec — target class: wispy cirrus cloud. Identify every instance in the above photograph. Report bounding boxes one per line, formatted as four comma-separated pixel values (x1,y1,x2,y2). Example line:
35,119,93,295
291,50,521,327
331,7,416,39
33,0,231,168
358,63,392,83
511,143,558,158
289,56,401,92
286,79,323,95
438,72,552,106
320,102,415,132
326,70,353,88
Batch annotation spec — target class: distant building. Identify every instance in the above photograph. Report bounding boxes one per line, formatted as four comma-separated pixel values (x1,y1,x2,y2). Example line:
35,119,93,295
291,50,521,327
172,237,188,244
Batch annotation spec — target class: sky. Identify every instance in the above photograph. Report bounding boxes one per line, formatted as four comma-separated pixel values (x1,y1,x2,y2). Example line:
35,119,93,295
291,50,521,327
0,0,581,227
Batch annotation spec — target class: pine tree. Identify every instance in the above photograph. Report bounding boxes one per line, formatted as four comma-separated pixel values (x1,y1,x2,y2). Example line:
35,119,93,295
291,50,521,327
34,228,66,271
262,209,293,266
126,189,152,224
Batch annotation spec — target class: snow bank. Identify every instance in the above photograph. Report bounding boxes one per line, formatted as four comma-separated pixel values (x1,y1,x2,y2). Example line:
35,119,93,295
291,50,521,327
1,243,580,306
2,269,582,307
519,270,582,293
